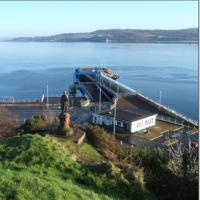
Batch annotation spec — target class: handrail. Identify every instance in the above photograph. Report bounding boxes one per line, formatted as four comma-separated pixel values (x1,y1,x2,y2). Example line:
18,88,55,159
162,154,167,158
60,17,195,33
100,72,198,127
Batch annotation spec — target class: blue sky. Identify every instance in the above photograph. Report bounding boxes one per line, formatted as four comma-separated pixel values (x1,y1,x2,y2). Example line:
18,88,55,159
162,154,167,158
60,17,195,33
0,1,198,37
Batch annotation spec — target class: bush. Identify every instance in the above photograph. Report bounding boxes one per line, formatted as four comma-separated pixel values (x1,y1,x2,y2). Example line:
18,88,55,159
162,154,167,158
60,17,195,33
119,146,198,200
21,115,47,133
82,124,120,161
134,148,168,171
21,112,58,133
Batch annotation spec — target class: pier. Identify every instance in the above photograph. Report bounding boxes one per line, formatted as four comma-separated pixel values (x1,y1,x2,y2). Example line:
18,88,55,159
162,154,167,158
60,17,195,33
0,67,198,132
74,67,198,129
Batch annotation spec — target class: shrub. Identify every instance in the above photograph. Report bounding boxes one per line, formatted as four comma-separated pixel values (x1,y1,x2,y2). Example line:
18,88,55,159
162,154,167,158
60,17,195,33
21,115,47,133
82,124,120,161
21,112,58,133
119,145,198,200
134,148,168,171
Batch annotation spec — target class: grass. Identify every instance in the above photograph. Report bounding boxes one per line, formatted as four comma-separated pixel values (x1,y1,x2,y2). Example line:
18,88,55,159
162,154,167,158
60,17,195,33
135,120,181,140
0,134,156,200
0,165,114,200
54,136,104,165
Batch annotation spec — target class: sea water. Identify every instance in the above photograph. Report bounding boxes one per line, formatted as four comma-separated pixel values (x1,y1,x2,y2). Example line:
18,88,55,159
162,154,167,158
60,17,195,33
0,42,198,120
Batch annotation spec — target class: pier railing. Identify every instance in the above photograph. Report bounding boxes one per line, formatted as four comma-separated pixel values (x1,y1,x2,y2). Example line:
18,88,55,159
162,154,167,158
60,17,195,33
0,96,40,103
100,73,198,127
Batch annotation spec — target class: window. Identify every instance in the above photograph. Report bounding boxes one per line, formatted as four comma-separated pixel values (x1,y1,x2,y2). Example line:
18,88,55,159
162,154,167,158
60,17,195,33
137,121,144,129
117,121,123,127
93,116,97,123
145,118,153,125
125,123,129,130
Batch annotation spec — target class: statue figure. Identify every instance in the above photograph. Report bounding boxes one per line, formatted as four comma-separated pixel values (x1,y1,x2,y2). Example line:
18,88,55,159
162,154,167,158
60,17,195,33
60,90,69,114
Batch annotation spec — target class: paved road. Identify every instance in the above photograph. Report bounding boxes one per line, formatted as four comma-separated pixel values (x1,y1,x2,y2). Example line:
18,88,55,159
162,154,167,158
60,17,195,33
1,104,93,125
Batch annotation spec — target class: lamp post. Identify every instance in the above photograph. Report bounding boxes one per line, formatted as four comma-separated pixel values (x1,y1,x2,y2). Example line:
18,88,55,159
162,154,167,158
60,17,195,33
159,90,162,104
98,74,101,112
113,97,117,135
159,90,162,111
46,81,49,111
113,79,119,135
99,87,101,112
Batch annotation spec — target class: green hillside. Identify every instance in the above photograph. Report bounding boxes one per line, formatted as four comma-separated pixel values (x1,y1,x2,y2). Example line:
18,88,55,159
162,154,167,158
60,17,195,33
0,134,155,200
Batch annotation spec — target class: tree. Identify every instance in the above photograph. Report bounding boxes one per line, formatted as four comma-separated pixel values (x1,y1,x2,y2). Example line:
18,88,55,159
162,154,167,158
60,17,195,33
168,141,198,181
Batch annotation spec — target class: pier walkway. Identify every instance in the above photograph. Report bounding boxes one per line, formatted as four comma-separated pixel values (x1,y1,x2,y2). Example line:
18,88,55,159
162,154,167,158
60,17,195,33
74,67,198,129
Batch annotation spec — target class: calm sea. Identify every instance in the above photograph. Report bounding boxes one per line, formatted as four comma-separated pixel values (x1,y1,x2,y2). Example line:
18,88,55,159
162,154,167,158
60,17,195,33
0,42,198,120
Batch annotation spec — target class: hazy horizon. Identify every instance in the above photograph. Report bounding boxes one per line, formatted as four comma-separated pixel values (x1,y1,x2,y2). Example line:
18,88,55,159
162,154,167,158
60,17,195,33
0,27,198,40
0,1,198,38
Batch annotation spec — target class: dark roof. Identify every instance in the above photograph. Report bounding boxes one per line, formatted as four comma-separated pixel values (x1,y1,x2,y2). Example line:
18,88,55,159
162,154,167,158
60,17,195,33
102,109,155,122
116,95,157,115
101,95,157,122
103,109,153,122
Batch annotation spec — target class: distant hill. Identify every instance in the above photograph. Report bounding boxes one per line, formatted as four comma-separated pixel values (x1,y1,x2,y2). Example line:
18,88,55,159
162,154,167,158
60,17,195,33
10,28,198,43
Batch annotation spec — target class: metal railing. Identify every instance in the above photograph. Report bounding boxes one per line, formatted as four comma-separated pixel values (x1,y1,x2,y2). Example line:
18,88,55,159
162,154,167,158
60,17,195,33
100,72,198,127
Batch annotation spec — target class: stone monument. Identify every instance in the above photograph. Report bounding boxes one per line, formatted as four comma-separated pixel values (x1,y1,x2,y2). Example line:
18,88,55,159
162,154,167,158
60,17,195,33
59,91,73,136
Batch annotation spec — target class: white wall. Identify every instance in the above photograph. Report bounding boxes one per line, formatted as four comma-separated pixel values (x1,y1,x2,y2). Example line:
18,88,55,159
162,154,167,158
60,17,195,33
131,114,157,133
93,113,157,133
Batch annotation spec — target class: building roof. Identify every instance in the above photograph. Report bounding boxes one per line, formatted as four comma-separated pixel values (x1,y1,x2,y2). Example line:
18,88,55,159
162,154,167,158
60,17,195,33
103,109,154,122
116,95,158,115
100,95,158,122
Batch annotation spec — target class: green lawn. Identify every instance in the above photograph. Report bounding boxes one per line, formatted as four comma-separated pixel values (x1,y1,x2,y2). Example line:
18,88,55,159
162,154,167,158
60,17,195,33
54,136,104,165
135,120,181,140
0,134,156,200
0,166,114,200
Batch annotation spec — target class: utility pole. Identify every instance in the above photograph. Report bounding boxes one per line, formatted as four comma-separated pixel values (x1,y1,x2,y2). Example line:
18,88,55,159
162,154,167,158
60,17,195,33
159,90,162,111
188,132,191,152
116,79,119,96
113,80,119,135
99,87,101,112
98,74,101,112
113,97,117,135
46,81,49,111
159,90,162,104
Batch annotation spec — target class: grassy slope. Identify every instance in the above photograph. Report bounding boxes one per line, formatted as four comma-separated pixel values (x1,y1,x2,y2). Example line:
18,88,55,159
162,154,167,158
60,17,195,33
0,134,155,200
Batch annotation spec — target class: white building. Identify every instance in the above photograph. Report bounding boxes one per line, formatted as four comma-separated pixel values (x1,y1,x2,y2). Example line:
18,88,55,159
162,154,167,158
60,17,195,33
92,95,158,133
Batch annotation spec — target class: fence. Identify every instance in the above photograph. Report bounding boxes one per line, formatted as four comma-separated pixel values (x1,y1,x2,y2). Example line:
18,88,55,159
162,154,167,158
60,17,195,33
0,97,39,103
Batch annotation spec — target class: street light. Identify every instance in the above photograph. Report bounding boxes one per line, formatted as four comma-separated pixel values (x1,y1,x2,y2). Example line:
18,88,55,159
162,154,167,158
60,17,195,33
99,87,101,112
113,79,119,135
159,90,162,104
98,74,102,112
46,81,49,111
113,96,119,135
